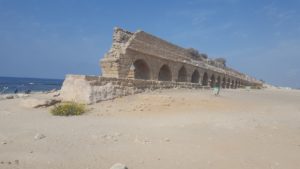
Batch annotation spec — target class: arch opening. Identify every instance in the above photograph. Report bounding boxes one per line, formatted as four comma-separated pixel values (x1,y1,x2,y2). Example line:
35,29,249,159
231,80,235,88
216,76,221,87
222,77,226,88
226,78,230,88
191,70,200,83
202,72,208,86
158,65,172,81
235,80,238,88
178,66,187,82
133,59,150,80
210,74,216,88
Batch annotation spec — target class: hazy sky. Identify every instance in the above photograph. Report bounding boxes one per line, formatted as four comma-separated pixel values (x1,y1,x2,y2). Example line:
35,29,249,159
0,0,300,87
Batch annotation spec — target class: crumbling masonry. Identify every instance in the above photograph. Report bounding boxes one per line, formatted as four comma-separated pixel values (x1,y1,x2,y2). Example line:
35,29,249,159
61,27,262,104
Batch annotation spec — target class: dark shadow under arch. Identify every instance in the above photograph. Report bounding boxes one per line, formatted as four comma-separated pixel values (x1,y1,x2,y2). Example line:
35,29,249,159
158,64,172,81
133,59,150,80
191,70,200,83
231,80,235,88
222,77,226,88
216,76,221,87
178,66,187,82
210,74,216,87
226,78,230,88
202,72,208,86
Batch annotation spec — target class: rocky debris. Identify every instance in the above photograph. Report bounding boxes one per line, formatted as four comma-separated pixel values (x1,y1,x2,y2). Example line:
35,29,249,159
110,163,128,169
34,133,46,140
100,132,122,143
5,95,14,99
53,92,60,97
134,137,152,144
21,98,61,108
1,139,12,145
164,138,170,142
34,99,61,108
44,89,57,94
0,160,19,165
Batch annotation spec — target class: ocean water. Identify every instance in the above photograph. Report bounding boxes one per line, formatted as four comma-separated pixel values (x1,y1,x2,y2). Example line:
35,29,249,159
0,76,63,94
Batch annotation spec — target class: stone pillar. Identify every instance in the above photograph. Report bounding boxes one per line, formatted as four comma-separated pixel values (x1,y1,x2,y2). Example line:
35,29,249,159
127,64,135,79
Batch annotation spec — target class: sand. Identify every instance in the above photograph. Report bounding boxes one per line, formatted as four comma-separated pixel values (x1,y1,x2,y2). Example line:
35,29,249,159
1,88,300,169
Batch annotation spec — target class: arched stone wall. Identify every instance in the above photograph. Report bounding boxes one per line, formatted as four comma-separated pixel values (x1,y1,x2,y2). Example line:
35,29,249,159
110,50,254,88
100,28,262,88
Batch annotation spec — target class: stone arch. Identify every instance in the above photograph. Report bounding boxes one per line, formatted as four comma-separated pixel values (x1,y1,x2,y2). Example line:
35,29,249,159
158,64,172,81
177,66,187,82
235,80,238,88
226,78,230,88
191,70,200,83
216,76,221,87
231,80,235,88
202,72,208,86
133,59,151,80
222,77,226,88
210,74,216,87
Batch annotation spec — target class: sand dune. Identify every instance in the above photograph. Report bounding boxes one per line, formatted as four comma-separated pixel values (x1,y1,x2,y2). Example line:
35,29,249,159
1,88,300,169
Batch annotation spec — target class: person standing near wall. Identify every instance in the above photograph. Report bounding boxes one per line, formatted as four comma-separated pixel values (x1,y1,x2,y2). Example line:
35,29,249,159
213,83,221,96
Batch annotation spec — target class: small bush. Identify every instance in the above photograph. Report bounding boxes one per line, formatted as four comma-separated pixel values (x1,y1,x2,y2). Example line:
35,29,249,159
51,102,86,116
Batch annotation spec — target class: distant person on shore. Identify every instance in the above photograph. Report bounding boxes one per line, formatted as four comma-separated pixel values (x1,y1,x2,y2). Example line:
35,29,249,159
213,84,221,96
25,89,31,94
14,89,18,94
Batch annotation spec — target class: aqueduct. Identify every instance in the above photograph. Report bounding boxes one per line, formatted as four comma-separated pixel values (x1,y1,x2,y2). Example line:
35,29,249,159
61,27,262,104
100,27,261,89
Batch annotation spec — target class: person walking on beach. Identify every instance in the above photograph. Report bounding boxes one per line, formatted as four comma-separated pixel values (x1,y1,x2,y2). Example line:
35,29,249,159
213,84,221,96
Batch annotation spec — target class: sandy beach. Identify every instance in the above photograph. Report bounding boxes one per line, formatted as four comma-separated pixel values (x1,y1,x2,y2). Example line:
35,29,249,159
1,88,300,169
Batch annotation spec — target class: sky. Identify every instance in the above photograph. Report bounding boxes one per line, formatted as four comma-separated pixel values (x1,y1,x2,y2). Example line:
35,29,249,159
0,0,300,88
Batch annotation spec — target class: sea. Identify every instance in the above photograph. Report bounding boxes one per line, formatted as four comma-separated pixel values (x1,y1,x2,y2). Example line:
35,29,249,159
0,76,63,94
